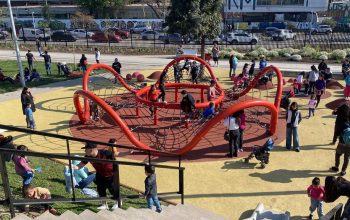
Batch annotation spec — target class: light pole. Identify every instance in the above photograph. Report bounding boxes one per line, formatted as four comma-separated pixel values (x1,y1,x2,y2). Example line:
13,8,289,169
31,12,35,29
309,11,314,41
7,0,25,87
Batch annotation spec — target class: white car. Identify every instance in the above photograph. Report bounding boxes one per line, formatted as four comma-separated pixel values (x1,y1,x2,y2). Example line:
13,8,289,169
272,29,296,41
70,29,94,38
18,28,50,41
140,30,161,40
312,25,333,34
227,32,258,45
130,25,152,34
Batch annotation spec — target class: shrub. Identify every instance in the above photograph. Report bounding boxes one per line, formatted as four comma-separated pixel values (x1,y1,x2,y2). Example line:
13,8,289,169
345,48,350,57
318,54,328,60
290,54,302,61
279,47,295,56
255,47,268,56
247,50,260,59
282,53,291,58
266,50,279,58
321,18,337,28
330,49,346,60
301,46,317,57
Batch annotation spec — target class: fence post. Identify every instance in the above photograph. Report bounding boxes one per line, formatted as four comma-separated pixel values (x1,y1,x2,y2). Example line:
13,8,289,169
0,154,15,217
21,25,26,44
85,28,89,48
153,31,156,51
179,168,184,205
66,139,76,201
131,31,133,49
113,163,122,208
43,28,47,47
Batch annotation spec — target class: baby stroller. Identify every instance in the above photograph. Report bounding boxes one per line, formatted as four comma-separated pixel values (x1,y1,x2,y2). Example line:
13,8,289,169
244,137,274,168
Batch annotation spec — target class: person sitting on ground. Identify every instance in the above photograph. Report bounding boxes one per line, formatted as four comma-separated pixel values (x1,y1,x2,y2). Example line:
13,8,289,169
148,85,160,116
12,145,35,187
180,90,195,119
60,62,71,76
71,158,96,190
202,102,216,119
207,80,217,101
24,67,31,82
24,185,57,215
307,177,325,219
0,68,15,84
0,135,16,162
28,69,40,82
323,67,333,82
144,165,162,213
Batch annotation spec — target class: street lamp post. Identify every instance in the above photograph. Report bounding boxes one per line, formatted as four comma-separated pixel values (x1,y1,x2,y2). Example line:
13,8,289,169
7,0,25,87
32,12,35,29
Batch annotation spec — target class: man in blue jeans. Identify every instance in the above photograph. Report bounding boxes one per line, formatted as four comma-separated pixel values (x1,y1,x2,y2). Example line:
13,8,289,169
286,102,302,152
144,165,162,213
40,51,52,75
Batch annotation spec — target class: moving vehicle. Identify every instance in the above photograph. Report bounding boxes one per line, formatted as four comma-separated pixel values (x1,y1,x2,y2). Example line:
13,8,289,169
140,30,161,40
107,28,129,39
91,32,122,43
265,27,280,36
18,28,50,41
51,31,78,42
226,32,258,45
272,29,296,41
130,25,151,34
312,25,333,34
70,29,94,38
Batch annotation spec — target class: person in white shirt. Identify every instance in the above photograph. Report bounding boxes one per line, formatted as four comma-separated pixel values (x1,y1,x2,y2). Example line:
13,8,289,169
308,95,317,118
224,112,241,157
95,48,101,64
286,102,302,152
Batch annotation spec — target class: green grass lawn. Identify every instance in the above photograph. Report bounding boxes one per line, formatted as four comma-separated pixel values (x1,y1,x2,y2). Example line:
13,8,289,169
0,60,80,94
0,156,148,217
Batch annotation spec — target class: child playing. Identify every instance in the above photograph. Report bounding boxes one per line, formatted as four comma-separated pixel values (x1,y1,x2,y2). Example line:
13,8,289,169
144,165,162,213
148,85,160,116
308,95,318,118
202,102,216,119
25,103,35,129
307,177,325,219
89,101,99,121
24,185,57,214
293,79,300,95
12,145,35,186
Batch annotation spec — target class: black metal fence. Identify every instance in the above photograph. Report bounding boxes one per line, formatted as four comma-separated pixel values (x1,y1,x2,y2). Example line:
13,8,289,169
320,203,343,220
0,124,185,218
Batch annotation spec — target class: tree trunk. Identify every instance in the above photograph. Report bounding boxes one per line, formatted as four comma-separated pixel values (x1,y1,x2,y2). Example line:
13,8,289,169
147,3,161,19
200,35,205,59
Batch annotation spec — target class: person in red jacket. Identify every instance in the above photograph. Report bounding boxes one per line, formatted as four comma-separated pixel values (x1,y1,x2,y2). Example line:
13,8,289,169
148,85,160,116
307,177,325,219
75,142,120,210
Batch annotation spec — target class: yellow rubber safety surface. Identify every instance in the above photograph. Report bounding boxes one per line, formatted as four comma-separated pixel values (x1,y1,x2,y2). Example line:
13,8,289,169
0,67,348,220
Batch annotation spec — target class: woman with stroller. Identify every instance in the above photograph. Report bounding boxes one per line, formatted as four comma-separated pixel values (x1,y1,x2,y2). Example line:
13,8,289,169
224,112,241,158
286,102,302,152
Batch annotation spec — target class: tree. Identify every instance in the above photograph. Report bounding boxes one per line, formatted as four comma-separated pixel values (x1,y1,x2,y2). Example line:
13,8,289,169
70,12,98,30
321,18,337,28
42,3,51,21
141,0,170,19
165,0,223,58
76,0,129,18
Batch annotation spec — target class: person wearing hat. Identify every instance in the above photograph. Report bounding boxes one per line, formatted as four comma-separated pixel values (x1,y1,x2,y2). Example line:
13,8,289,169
74,142,120,210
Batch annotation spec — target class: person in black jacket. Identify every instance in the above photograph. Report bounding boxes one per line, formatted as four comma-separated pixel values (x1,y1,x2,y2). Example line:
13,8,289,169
318,59,328,74
21,87,36,128
144,165,162,213
180,90,195,118
158,70,167,102
332,104,350,144
112,58,122,75
248,59,256,79
324,176,350,218
190,61,199,84
79,54,87,73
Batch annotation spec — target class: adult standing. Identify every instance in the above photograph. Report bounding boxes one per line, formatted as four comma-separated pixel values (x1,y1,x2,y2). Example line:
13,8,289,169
21,87,36,128
35,39,42,55
308,65,319,95
25,50,35,71
332,103,350,144
318,59,328,74
207,80,217,101
212,43,220,67
314,75,326,108
286,102,302,152
40,51,52,76
79,54,88,74
342,60,350,79
95,48,101,64
331,128,350,176
224,112,241,157
259,57,267,71
74,143,120,210
248,59,256,79
158,70,167,103
229,54,238,78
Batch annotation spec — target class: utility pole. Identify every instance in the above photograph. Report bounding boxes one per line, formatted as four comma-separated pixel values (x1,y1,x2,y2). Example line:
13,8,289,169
7,0,25,87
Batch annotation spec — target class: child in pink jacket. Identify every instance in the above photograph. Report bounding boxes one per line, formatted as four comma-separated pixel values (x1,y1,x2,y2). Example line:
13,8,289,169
12,145,35,186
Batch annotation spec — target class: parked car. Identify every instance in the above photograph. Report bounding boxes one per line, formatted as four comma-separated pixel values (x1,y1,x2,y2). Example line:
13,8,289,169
272,29,296,41
226,32,258,45
70,29,94,38
107,28,129,39
18,28,50,41
130,25,151,34
312,25,333,34
51,31,78,42
265,27,280,36
159,33,185,44
91,32,122,43
140,30,161,40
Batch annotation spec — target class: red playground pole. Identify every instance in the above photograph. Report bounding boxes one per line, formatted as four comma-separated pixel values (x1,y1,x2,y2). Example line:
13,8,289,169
175,87,179,102
200,88,204,103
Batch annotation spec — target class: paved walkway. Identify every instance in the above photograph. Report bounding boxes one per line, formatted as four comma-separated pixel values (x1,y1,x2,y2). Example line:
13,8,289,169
0,64,349,219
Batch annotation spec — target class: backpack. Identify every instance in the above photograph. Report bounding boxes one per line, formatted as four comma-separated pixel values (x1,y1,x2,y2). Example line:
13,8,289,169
342,124,350,145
